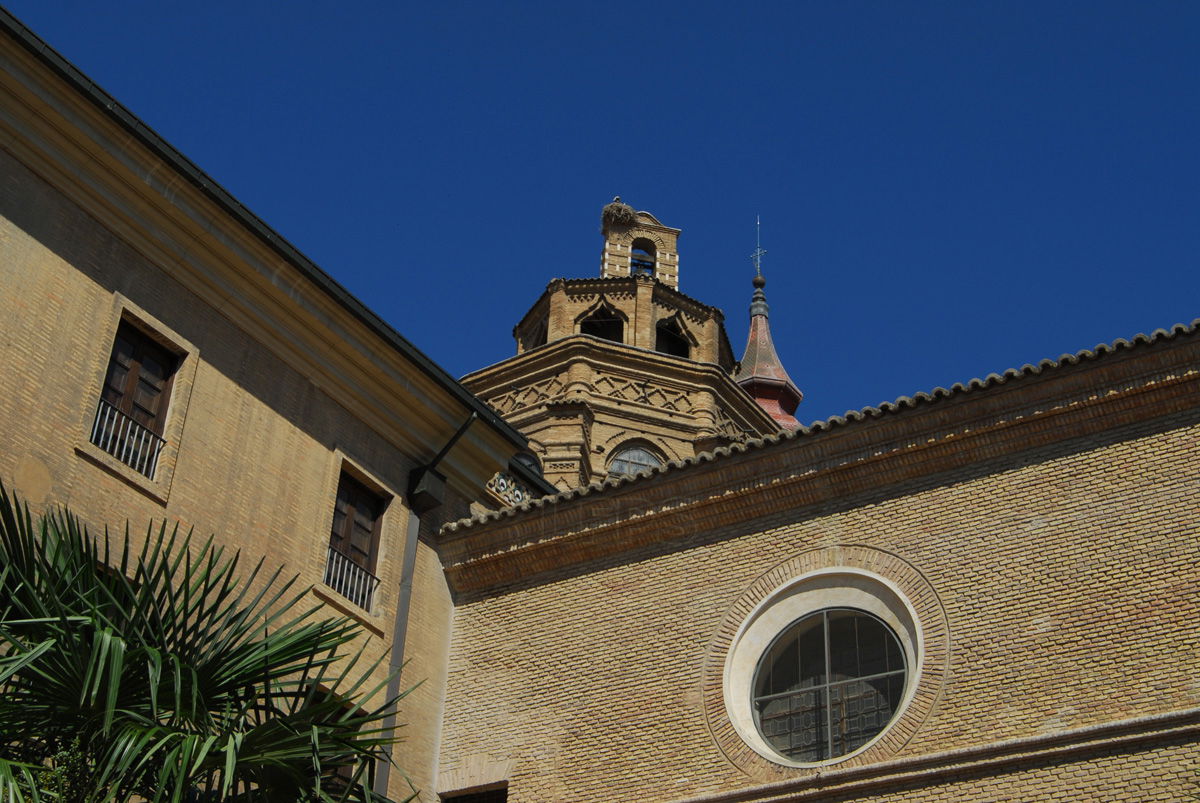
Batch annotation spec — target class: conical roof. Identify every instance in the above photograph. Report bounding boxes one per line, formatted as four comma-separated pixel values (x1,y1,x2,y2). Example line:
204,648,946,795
734,274,802,429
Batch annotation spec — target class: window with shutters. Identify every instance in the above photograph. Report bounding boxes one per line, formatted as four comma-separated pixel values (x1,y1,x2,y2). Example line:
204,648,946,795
324,472,386,610
89,320,179,478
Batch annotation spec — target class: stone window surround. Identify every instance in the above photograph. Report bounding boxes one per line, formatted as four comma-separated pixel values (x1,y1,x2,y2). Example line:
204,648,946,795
74,292,199,505
312,453,400,631
724,569,922,767
703,546,949,776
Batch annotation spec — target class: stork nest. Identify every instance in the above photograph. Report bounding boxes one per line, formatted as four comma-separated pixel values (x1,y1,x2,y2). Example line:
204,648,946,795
601,199,638,229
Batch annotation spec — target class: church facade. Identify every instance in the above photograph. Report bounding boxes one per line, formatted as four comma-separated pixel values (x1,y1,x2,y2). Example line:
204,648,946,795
1,10,1198,803
437,205,1200,801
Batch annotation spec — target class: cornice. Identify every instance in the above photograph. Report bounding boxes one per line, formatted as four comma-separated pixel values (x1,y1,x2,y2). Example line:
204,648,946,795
559,275,725,321
439,321,1200,594
462,335,779,433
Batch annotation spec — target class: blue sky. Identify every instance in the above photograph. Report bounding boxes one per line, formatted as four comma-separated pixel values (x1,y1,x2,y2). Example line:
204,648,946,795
7,1,1198,423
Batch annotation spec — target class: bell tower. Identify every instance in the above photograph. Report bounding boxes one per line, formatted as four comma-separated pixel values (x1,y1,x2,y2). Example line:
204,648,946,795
599,197,682,290
463,200,789,490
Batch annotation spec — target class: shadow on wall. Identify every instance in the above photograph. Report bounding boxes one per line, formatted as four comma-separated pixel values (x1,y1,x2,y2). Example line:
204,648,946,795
0,148,420,488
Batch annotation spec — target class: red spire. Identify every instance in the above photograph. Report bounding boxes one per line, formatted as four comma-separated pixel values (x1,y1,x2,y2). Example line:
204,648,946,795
734,273,802,429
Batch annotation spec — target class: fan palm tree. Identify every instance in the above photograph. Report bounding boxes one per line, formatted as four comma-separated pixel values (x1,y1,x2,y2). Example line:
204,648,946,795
0,483,411,802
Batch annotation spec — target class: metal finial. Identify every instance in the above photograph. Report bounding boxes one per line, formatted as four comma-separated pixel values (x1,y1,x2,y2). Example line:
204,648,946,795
750,215,767,278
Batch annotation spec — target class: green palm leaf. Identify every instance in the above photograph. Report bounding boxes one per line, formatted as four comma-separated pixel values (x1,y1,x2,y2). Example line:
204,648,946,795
0,483,412,803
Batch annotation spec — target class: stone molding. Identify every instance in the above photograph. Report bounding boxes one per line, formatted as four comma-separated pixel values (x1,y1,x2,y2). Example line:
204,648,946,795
673,707,1200,803
465,336,776,435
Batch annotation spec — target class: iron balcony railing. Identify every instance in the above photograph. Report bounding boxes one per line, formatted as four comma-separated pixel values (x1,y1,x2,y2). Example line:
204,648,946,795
89,398,166,478
323,546,380,610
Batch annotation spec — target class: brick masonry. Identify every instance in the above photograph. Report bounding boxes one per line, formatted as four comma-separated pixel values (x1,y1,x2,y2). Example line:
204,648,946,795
0,81,515,800
437,349,1200,800
4,17,1199,802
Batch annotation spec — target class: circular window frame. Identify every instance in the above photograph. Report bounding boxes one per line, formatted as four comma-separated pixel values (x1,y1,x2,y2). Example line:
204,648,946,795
729,568,916,763
701,546,949,777
724,570,921,767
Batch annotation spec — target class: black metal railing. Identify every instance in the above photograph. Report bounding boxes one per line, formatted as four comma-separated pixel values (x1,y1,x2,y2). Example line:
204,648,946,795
89,398,166,478
323,547,380,610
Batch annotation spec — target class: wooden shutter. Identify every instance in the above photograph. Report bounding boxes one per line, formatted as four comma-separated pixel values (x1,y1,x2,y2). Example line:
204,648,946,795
329,474,383,572
101,321,177,435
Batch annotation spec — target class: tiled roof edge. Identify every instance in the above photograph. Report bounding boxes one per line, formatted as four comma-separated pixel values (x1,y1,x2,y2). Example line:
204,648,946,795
441,319,1200,534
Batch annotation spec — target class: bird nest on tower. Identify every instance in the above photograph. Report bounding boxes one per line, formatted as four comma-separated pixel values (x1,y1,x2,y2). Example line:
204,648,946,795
601,197,638,230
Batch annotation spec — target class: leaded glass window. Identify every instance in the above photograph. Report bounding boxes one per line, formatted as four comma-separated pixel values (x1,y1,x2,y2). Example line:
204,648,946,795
753,609,905,762
607,445,663,478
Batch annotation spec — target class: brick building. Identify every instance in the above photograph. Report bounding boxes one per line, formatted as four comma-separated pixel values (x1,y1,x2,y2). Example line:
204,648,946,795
442,201,1200,801
0,11,551,800
2,10,1199,803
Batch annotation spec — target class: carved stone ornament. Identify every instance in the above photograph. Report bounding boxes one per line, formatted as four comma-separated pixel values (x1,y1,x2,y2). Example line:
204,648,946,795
714,407,749,441
485,471,531,507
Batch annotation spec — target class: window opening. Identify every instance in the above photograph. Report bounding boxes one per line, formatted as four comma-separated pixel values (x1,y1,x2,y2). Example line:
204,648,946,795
90,320,179,477
579,305,624,343
513,451,542,475
630,237,656,277
655,317,690,358
607,444,663,478
753,609,906,762
325,473,385,609
522,317,548,351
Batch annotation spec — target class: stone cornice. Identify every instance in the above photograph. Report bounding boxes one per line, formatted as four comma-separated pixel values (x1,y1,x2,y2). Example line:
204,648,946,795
511,275,726,336
439,324,1200,594
563,276,725,322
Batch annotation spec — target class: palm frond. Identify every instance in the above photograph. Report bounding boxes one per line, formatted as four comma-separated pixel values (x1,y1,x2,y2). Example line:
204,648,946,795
0,483,409,802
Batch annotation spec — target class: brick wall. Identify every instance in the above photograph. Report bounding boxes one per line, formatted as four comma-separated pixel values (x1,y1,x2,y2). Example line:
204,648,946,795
0,144,459,802
438,409,1200,801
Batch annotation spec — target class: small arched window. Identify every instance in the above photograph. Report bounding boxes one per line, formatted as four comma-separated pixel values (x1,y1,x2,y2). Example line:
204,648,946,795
608,443,664,478
579,305,624,343
513,450,542,476
655,317,690,358
630,238,656,277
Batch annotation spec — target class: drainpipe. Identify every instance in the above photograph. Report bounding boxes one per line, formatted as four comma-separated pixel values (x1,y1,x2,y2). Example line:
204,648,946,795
375,413,477,795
